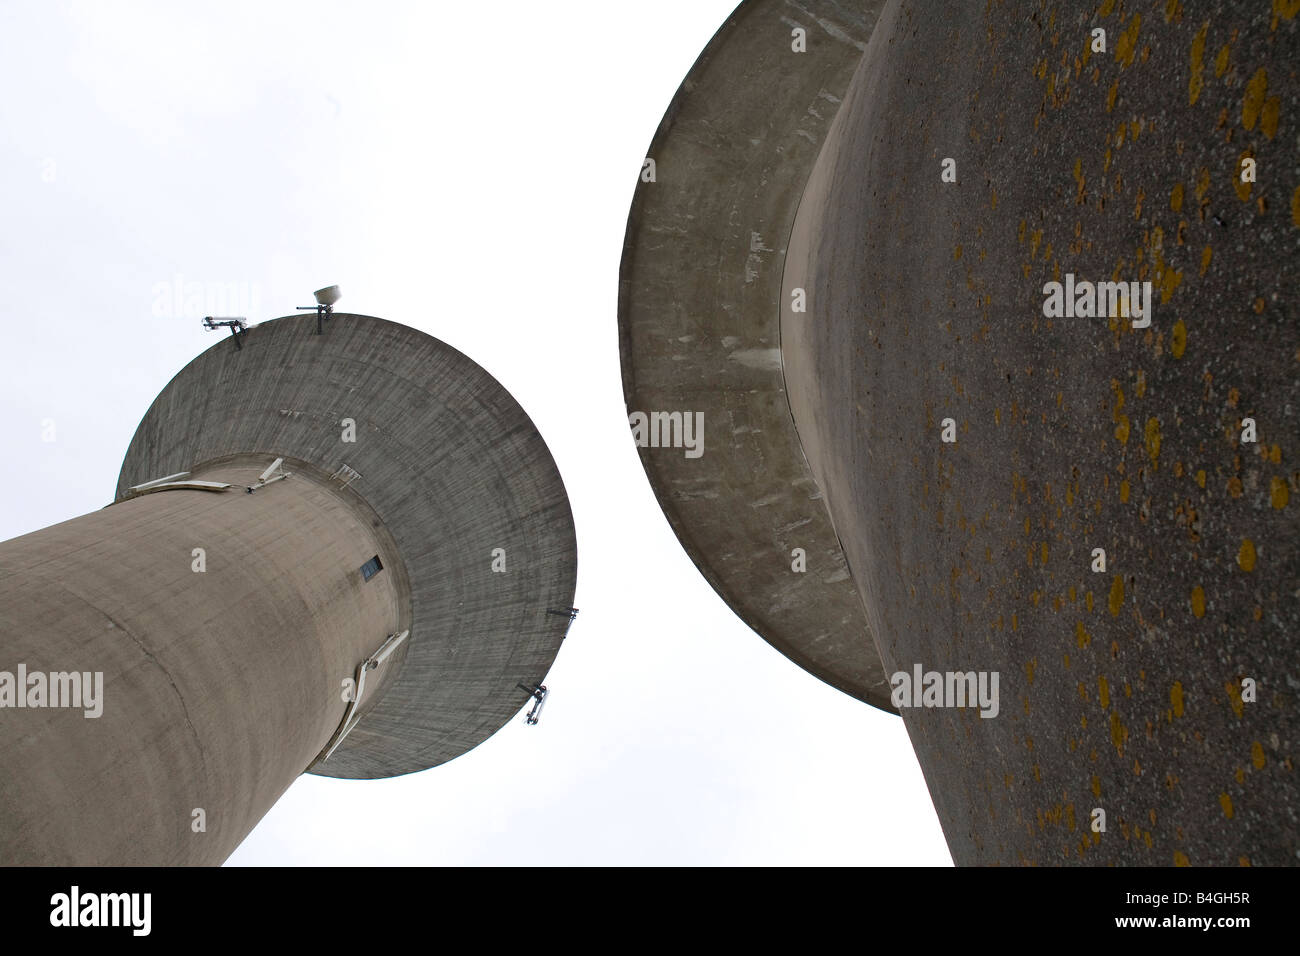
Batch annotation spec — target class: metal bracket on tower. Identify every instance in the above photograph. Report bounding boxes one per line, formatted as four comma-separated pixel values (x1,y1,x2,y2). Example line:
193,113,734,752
316,629,411,763
546,606,579,621
123,470,233,499
246,457,291,494
329,464,362,488
202,316,247,349
516,682,548,725
297,285,341,335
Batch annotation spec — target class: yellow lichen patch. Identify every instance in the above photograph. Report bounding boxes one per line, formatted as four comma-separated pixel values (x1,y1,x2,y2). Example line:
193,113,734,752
1191,585,1206,618
1041,541,1049,565
1235,149,1255,201
1189,22,1208,105
1109,709,1127,752
1261,96,1280,139
1099,676,1111,710
1108,575,1124,616
1243,68,1268,130
1215,43,1231,77
1165,0,1182,21
1119,479,1130,502
1200,244,1212,275
1252,740,1267,768
1196,166,1211,202
1171,681,1184,717
1017,219,1026,243
1276,0,1300,20
1219,792,1234,819
1174,850,1190,866
1076,620,1091,648
1085,590,1094,613
1115,13,1140,68
1269,444,1281,464
1227,681,1245,718
1091,775,1102,797
1170,182,1184,211
1144,417,1162,467
1237,538,1256,571
1271,475,1290,508
1115,414,1131,444
1106,79,1119,111
1171,318,1188,358
1292,186,1300,227
1159,263,1182,303
954,244,963,260
1196,469,1206,488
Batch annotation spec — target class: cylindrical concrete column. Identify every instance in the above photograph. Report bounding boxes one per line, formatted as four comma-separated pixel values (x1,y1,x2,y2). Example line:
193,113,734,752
0,458,408,864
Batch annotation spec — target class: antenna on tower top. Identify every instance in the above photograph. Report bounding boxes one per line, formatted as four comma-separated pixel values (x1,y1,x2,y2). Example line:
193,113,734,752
202,316,247,349
297,285,341,335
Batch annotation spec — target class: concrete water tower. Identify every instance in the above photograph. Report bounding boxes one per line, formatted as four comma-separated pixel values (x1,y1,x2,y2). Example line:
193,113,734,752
0,301,577,864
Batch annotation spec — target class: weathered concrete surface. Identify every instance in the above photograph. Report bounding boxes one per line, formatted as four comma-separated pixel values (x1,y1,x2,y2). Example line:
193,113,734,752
783,0,1298,864
0,460,404,864
118,313,578,780
619,0,894,708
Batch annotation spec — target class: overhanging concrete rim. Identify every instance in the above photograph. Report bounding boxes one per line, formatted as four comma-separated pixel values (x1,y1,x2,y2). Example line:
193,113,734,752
117,313,579,778
617,0,894,710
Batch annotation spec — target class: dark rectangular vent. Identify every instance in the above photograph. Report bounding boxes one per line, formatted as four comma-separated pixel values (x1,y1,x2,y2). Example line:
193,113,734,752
360,555,383,582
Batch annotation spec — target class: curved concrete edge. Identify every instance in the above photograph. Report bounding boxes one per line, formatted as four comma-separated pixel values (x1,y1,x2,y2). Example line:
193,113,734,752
118,313,578,779
618,0,894,710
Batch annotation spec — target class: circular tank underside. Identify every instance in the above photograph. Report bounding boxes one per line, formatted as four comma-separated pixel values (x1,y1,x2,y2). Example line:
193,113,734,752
618,0,894,710
118,312,578,779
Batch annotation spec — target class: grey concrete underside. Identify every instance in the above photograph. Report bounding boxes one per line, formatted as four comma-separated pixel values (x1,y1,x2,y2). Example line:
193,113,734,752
619,0,894,709
784,0,1297,864
118,313,578,779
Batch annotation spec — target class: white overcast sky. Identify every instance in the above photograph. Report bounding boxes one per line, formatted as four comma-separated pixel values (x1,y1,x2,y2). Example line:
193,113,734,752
0,0,950,866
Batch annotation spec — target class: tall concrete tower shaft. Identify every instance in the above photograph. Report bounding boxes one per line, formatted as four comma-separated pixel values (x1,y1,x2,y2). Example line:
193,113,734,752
0,312,577,864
